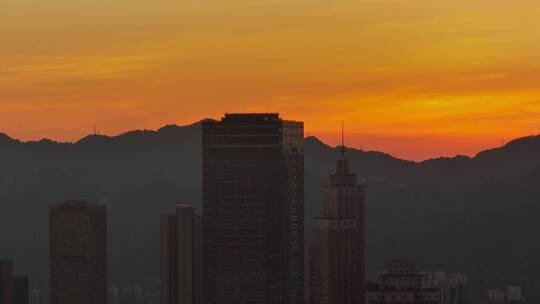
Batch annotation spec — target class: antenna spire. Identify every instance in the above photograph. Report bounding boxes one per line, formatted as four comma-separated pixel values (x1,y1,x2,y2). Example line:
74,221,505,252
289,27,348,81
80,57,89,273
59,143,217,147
341,121,345,157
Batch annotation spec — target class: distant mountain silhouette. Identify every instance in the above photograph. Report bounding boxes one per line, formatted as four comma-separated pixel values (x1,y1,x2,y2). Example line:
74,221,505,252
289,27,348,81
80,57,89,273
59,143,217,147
306,132,540,185
1,121,539,302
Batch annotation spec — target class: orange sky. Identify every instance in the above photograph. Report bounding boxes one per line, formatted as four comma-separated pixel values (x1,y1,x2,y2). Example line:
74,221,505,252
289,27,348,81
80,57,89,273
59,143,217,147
1,0,540,160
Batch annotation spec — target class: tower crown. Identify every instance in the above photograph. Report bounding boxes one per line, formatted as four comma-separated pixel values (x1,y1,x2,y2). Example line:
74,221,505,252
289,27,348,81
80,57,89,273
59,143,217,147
330,122,357,185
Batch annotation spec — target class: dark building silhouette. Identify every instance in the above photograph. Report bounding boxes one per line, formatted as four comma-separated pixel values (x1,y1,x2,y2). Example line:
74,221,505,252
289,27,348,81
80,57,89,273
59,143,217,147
0,259,29,304
367,261,441,304
49,200,107,304
310,141,366,304
161,204,202,304
202,113,304,304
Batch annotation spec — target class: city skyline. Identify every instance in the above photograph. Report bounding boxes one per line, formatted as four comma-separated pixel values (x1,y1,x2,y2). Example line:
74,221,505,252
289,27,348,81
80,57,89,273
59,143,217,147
2,0,540,301
0,111,537,303
2,1,540,160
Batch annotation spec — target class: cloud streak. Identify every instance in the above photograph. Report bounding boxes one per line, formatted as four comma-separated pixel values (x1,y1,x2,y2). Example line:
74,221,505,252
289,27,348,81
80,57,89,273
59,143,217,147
1,0,540,159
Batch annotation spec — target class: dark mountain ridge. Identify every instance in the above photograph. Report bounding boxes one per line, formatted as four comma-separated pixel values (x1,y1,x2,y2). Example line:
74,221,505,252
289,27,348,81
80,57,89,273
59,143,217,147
1,121,539,301
1,122,539,184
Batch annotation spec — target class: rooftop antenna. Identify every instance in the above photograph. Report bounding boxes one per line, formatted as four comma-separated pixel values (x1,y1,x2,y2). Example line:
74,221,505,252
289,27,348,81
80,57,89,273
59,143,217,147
341,121,345,157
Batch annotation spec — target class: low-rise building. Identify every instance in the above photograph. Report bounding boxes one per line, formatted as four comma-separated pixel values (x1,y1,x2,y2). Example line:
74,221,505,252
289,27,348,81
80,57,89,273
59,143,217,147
423,271,468,304
486,286,524,304
368,261,441,304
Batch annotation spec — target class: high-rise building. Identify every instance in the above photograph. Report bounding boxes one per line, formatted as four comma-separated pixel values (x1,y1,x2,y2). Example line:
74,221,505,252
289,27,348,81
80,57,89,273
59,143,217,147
310,139,366,304
367,261,441,304
202,113,304,304
49,200,107,304
0,259,29,304
161,204,202,304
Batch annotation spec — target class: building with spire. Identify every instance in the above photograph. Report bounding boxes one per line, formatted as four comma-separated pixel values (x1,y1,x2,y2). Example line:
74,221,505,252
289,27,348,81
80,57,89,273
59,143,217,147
310,126,366,304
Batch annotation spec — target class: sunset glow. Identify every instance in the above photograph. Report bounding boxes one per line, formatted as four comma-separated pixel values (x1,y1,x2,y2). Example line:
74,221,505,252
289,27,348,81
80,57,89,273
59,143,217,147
2,0,540,160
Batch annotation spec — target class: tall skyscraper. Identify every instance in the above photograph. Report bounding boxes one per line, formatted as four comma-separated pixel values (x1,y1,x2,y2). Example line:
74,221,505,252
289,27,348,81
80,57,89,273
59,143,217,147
161,204,202,304
202,113,304,304
49,200,107,304
0,259,29,304
310,134,366,304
